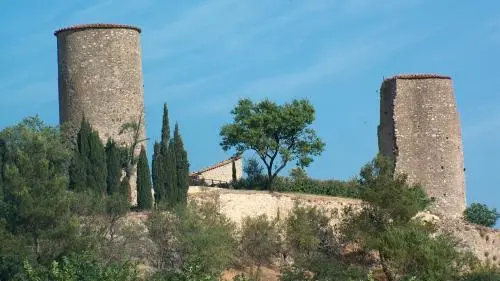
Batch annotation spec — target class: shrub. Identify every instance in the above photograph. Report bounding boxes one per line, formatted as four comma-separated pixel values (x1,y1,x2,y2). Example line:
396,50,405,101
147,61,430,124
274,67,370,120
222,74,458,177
274,176,361,198
464,203,499,227
147,194,237,277
23,252,139,281
239,214,280,268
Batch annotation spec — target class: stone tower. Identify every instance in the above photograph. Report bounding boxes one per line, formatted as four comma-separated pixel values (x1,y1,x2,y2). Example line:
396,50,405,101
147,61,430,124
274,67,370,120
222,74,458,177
377,74,466,218
54,23,147,205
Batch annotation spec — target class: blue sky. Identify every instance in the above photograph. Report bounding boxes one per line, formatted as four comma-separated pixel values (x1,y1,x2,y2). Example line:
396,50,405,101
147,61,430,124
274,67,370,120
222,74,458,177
1,0,499,220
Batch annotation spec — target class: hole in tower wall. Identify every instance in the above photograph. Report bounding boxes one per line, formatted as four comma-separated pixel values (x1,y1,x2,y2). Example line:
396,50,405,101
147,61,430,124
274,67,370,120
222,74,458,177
441,166,444,170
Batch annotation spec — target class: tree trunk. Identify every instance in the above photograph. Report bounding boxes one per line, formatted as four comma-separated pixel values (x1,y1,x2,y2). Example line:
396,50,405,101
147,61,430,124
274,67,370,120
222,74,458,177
267,167,274,191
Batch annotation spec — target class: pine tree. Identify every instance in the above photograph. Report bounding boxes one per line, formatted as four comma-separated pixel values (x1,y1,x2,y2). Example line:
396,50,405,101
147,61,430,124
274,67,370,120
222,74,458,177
105,138,122,195
165,139,177,208
152,142,162,202
136,146,153,210
173,123,189,204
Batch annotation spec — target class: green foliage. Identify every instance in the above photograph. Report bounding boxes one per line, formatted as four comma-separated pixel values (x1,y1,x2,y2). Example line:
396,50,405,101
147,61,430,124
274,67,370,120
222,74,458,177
152,142,162,201
177,198,237,276
148,195,237,277
87,129,107,195
340,154,471,281
147,259,219,281
0,117,81,277
220,98,325,190
278,266,315,281
273,176,361,198
357,155,431,226
240,214,280,267
120,176,131,199
464,203,499,227
375,224,470,281
284,204,338,269
161,103,170,150
173,123,189,205
136,146,153,210
165,139,178,208
69,118,107,194
153,104,190,209
232,158,237,183
461,264,500,281
23,251,139,281
105,138,123,195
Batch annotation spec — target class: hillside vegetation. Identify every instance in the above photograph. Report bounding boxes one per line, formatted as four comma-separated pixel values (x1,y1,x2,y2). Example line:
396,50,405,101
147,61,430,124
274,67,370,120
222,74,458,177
0,98,499,281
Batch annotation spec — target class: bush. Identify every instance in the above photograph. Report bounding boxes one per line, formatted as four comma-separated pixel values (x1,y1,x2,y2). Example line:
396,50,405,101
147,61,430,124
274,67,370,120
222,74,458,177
239,214,280,267
273,176,361,198
464,203,499,227
147,194,237,277
23,252,139,281
461,264,500,281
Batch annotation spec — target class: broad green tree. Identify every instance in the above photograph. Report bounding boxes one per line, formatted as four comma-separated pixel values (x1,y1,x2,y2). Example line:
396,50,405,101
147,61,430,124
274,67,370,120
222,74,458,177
464,203,499,227
341,155,471,281
220,98,325,190
0,117,79,265
136,146,153,210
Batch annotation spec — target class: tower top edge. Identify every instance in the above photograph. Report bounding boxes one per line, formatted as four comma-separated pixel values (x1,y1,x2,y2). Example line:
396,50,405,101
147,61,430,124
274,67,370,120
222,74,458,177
383,73,452,83
54,23,141,36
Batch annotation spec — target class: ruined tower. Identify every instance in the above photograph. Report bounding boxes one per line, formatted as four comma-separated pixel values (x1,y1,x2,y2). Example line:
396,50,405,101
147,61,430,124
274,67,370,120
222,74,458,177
55,24,146,205
378,74,466,218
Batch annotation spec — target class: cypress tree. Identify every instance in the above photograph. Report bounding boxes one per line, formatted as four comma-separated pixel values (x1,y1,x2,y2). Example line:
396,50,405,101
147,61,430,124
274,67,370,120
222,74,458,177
232,158,237,183
173,123,189,204
0,139,6,194
152,142,163,202
87,130,107,195
154,103,171,207
68,117,107,194
136,146,153,210
165,139,177,208
68,153,86,192
120,176,131,200
69,118,91,191
105,138,122,195
161,103,170,151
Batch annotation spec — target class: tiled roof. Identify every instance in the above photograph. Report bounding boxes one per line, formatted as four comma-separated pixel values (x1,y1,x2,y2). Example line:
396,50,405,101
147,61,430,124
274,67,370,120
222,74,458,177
54,23,141,36
191,156,242,176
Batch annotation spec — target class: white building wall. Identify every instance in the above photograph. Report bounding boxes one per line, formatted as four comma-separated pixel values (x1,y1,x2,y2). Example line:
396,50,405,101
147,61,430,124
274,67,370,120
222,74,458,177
198,158,243,184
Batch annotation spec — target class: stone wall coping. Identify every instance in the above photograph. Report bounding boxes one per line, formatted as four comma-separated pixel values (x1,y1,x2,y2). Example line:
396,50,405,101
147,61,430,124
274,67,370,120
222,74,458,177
54,23,141,36
384,73,452,83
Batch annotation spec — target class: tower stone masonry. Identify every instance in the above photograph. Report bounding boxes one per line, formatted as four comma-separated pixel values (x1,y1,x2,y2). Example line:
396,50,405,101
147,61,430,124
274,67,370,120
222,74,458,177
378,74,466,218
54,23,147,205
